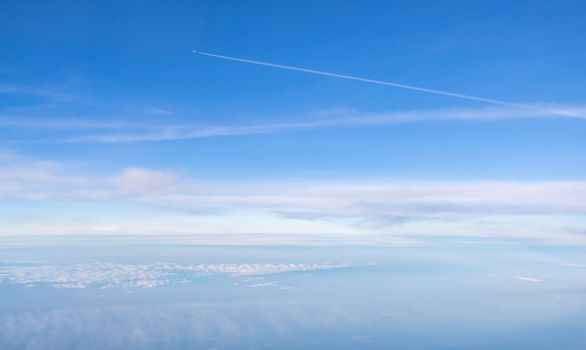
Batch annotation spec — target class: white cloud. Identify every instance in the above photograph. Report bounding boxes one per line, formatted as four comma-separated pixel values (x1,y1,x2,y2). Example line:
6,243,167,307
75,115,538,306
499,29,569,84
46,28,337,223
69,105,586,143
1,153,585,242
91,225,123,233
0,116,145,129
0,153,185,201
0,84,77,101
514,276,544,283
3,105,585,143
559,263,586,268
0,262,352,289
111,168,183,196
246,281,278,288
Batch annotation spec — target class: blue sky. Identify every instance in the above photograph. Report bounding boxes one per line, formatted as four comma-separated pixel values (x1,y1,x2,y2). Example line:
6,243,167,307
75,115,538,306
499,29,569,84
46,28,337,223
1,1,585,241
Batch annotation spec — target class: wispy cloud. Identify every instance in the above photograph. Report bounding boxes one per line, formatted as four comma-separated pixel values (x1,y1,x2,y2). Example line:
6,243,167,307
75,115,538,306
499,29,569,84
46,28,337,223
65,105,586,143
0,300,381,349
0,116,143,129
514,276,544,283
559,262,586,268
0,153,186,200
0,84,78,102
3,156,586,217
1,153,585,242
2,104,586,143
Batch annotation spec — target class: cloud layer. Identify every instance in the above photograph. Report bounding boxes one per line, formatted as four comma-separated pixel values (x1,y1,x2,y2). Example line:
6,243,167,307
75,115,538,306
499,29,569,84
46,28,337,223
0,261,351,289
1,153,585,243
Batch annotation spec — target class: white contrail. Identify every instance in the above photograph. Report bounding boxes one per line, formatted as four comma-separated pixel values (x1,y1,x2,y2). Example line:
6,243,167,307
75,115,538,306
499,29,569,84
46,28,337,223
193,50,581,118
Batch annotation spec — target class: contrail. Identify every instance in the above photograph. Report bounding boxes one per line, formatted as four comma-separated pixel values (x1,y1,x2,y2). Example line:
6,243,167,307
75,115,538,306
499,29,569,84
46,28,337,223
193,50,581,118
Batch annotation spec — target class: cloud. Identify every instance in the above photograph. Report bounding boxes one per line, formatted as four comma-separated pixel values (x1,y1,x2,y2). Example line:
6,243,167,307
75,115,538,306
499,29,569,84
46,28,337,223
0,262,352,289
514,276,544,283
1,292,583,350
0,301,380,350
111,168,183,196
0,153,89,200
559,263,586,268
0,116,141,129
1,153,585,242
2,105,585,143
0,153,185,201
142,107,174,115
246,281,278,288
91,225,122,233
66,105,586,143
0,84,78,102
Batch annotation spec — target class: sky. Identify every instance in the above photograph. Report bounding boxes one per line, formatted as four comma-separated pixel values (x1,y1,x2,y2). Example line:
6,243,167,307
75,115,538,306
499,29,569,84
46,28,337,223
1,2,586,349
1,0,585,243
